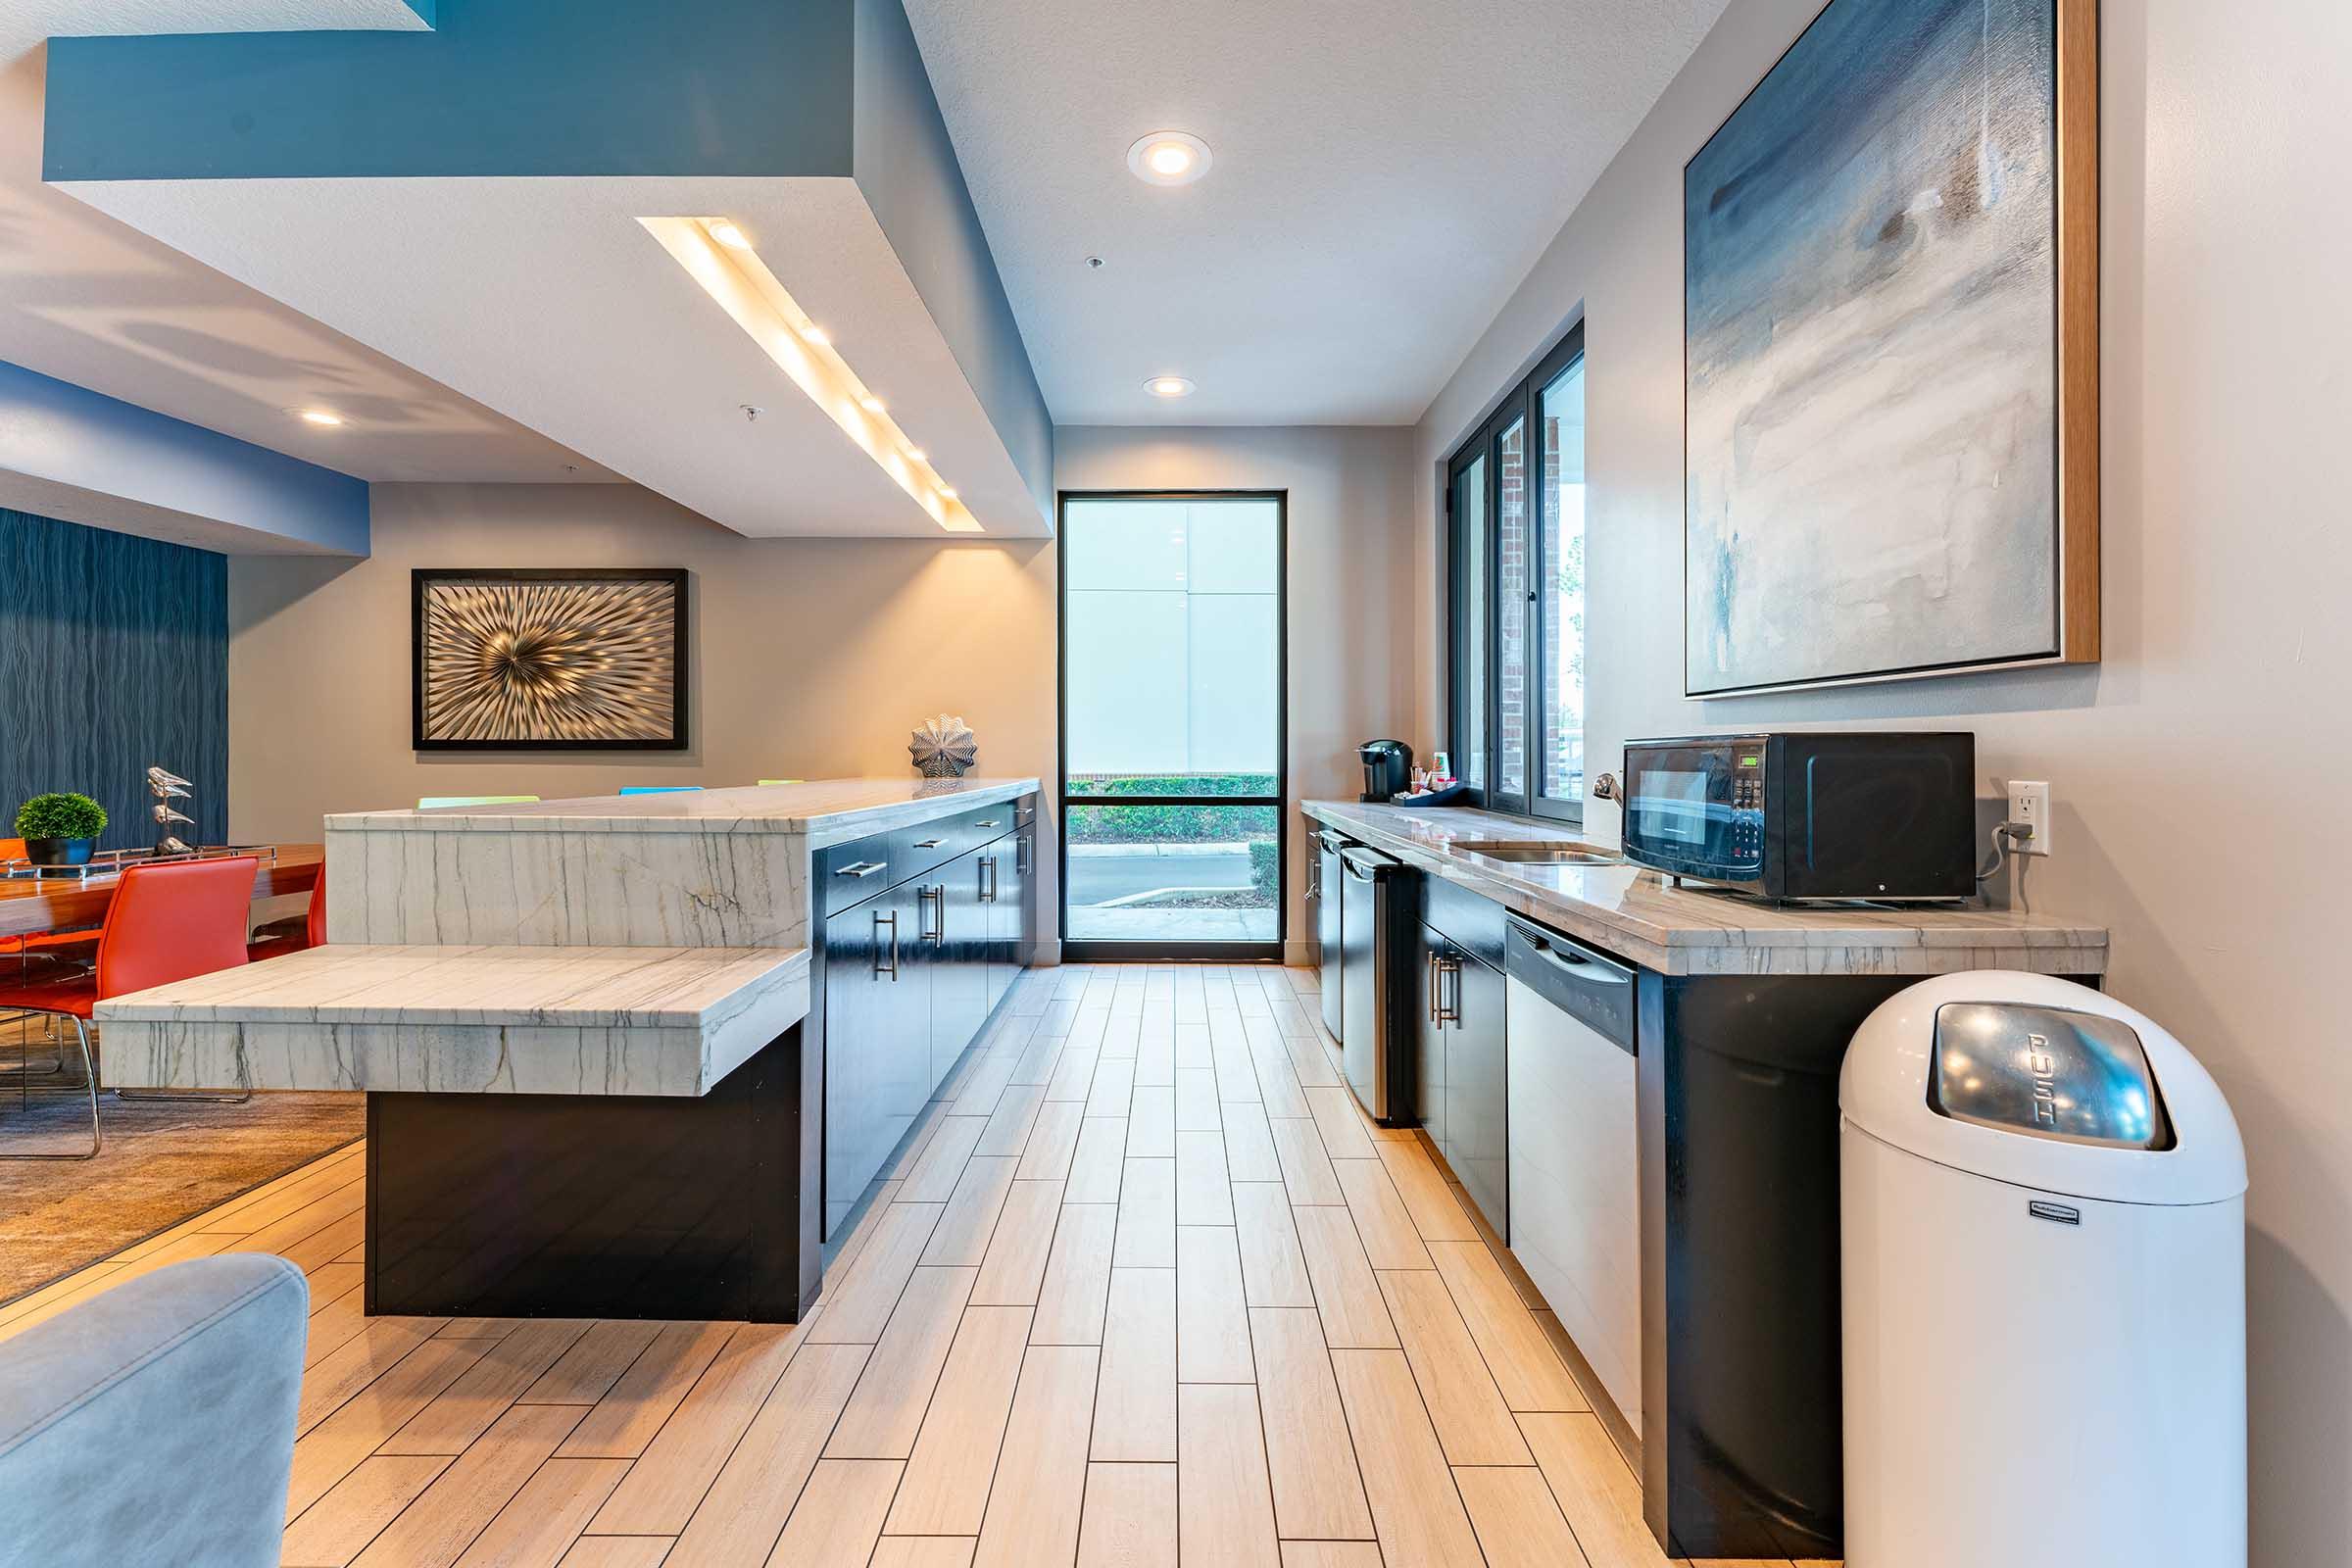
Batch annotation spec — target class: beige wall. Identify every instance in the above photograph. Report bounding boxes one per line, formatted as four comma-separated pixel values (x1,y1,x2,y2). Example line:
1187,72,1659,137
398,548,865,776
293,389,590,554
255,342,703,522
1411,1,2352,1557
1054,426,1419,960
231,433,1418,960
228,482,1063,938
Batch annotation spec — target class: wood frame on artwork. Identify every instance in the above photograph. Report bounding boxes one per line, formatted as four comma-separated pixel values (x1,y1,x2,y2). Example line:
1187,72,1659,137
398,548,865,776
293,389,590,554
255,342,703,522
411,566,690,752
2054,0,2100,665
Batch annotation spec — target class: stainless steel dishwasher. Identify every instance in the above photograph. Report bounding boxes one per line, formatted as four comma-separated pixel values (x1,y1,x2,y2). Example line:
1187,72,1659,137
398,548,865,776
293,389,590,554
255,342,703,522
1315,829,1348,1042
1503,915,1642,1432
1339,844,1412,1122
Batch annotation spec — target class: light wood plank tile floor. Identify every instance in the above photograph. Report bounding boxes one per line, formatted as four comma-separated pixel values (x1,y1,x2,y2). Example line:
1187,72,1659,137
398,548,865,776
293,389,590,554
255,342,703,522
1,963,1837,1568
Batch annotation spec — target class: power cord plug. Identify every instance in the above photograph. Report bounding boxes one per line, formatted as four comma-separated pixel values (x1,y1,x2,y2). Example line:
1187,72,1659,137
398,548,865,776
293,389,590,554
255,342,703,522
1977,820,2035,911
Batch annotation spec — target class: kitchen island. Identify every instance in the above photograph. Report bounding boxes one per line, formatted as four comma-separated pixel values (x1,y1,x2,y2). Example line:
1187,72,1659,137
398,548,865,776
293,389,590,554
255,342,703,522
1304,799,2108,1562
96,778,1040,1323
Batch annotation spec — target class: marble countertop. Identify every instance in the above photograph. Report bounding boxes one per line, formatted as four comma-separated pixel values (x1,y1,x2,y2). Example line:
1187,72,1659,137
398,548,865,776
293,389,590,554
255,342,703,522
96,944,808,1027
1305,800,2108,977
326,777,1041,841
95,944,812,1096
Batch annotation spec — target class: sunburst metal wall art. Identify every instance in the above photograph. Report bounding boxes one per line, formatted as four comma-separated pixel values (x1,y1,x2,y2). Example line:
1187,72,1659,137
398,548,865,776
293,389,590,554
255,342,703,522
412,568,688,751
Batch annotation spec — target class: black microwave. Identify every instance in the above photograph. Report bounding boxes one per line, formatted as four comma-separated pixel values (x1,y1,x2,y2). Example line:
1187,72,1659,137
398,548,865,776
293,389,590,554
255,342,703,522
1618,733,1977,902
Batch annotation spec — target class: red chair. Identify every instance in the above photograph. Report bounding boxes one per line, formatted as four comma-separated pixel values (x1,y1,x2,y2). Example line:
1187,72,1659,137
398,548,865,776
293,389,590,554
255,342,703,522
247,871,325,964
0,857,260,1158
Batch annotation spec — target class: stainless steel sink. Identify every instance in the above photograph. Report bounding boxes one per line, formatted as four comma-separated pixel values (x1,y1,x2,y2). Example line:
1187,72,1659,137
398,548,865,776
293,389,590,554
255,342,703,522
1460,843,1621,865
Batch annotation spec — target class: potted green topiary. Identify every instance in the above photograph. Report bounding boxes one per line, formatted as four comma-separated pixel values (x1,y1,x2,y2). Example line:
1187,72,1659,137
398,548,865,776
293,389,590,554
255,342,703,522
16,793,108,866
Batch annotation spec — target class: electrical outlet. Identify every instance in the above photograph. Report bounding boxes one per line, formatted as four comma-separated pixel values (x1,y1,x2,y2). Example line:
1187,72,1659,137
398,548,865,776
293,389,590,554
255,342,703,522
2007,779,2052,856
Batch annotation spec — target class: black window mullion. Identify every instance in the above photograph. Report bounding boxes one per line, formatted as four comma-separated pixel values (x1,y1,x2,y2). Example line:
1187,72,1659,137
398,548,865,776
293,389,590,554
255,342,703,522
1445,319,1586,828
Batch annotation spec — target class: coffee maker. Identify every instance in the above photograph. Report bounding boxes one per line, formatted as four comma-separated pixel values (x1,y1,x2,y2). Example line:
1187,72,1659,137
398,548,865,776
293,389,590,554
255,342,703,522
1358,739,1413,802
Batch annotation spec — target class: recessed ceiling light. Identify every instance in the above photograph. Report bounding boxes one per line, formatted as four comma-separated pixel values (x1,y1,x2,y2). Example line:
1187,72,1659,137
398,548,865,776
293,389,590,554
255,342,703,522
1128,130,1212,186
859,395,886,414
800,324,829,346
905,447,926,462
294,408,344,426
1146,376,1196,399
709,220,752,251
938,485,958,500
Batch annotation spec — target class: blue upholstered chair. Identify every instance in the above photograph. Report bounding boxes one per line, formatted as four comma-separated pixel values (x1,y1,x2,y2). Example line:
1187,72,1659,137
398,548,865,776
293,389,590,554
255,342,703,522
0,1253,308,1567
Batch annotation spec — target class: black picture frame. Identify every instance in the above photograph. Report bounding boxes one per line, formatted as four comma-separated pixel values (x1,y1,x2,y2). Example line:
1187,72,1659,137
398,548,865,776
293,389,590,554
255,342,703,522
411,566,690,752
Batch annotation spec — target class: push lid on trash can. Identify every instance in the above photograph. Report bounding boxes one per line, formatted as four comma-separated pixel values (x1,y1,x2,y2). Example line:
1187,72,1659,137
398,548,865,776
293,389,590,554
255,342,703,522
1929,1003,2169,1150
1840,972,2247,1206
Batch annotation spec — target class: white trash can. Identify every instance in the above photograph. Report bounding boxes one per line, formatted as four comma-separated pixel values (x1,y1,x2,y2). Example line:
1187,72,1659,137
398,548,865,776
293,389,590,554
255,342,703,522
1839,971,2246,1567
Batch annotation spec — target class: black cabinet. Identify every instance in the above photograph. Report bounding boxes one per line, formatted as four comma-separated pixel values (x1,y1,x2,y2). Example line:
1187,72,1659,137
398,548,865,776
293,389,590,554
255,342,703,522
983,831,1028,1010
1446,946,1507,1236
815,797,1037,1240
822,878,928,1237
1414,878,1510,1238
932,849,991,1084
1415,924,1446,1150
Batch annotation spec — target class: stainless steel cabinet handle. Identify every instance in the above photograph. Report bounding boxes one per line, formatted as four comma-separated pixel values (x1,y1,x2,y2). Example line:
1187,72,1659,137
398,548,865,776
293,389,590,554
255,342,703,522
875,909,899,978
976,819,1001,830
1016,834,1031,875
1426,951,1440,1022
837,860,888,879
979,855,999,903
913,837,945,850
919,884,945,943
1436,955,1463,1024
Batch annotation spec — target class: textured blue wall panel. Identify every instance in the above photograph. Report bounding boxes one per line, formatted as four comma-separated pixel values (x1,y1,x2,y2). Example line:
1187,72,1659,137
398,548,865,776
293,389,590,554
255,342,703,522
0,510,228,852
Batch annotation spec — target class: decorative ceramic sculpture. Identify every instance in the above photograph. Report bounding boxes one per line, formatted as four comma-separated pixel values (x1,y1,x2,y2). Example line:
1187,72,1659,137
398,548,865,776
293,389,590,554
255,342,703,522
148,764,195,856
909,715,978,779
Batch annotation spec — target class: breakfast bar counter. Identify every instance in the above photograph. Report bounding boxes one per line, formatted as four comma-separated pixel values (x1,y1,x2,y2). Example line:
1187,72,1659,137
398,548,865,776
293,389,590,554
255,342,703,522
94,778,1040,1324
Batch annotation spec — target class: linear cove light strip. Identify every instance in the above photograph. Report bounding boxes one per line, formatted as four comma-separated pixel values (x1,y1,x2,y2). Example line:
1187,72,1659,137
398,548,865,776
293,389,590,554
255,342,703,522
639,216,984,533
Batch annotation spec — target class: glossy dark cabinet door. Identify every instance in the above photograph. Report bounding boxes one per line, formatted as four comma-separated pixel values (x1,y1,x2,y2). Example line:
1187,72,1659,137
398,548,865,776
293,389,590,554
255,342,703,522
823,880,928,1237
1446,951,1508,1238
987,836,1029,1006
933,849,990,1082
1416,924,1447,1150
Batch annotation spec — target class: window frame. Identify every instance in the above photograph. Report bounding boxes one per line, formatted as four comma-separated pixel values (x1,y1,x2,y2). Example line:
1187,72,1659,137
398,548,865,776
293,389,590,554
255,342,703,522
1446,319,1588,824
1054,488,1289,963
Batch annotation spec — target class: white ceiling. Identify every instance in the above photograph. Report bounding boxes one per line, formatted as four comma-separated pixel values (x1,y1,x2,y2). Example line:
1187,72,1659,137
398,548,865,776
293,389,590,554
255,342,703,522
902,0,1731,425
0,2,612,485
61,176,1052,535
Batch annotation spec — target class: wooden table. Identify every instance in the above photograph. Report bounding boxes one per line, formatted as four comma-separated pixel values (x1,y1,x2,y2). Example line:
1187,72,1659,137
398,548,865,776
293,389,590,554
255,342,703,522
0,845,321,940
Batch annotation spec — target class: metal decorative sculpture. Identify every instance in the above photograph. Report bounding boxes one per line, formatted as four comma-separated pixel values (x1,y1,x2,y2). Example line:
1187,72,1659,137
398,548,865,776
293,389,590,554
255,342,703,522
413,568,688,751
148,764,195,856
908,715,978,779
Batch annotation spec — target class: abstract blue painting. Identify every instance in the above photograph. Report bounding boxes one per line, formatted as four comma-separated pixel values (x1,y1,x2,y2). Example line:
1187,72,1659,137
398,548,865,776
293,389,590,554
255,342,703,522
1686,0,2066,696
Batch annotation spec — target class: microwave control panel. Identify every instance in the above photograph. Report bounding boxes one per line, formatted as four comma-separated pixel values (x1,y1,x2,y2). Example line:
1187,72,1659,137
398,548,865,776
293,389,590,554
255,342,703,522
1731,752,1764,863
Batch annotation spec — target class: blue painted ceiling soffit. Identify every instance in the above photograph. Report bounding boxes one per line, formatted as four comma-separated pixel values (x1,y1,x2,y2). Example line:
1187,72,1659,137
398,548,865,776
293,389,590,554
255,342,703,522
41,0,858,181
41,0,1054,530
0,360,368,557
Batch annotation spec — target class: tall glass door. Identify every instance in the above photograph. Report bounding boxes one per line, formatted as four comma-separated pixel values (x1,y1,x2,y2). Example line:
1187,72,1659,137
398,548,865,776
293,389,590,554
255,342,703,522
1059,492,1286,959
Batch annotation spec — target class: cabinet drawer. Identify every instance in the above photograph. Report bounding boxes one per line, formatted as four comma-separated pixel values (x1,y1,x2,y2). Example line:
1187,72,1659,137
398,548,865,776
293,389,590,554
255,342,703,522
819,832,899,915
1423,874,1506,971
902,803,1018,880
818,800,1024,915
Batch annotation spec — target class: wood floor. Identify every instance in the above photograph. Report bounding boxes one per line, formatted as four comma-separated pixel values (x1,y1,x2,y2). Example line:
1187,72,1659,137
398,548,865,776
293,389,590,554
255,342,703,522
0,963,1834,1568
